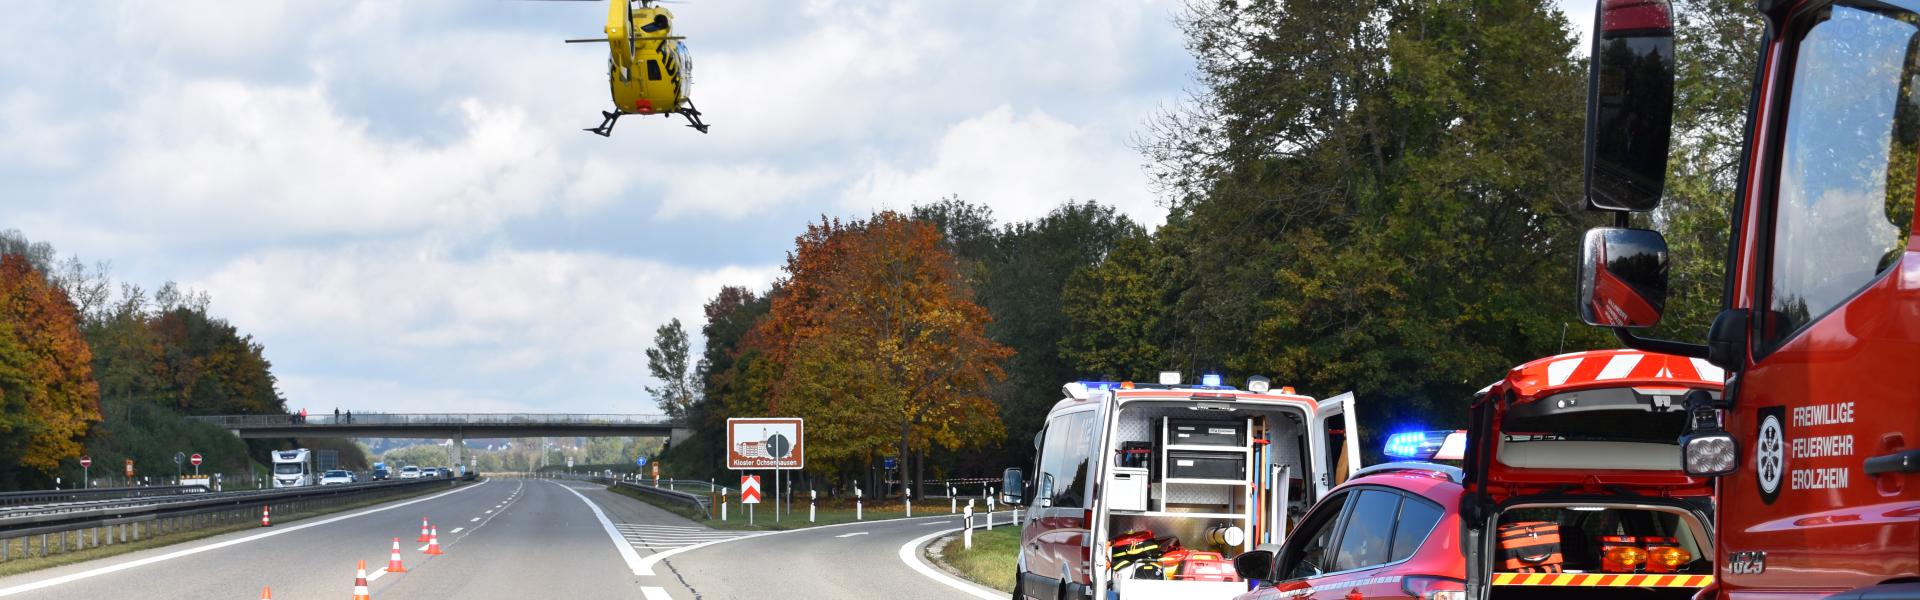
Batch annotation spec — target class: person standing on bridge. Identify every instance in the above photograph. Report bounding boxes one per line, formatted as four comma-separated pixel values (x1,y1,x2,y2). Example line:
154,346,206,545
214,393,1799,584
346,410,352,424
334,408,340,423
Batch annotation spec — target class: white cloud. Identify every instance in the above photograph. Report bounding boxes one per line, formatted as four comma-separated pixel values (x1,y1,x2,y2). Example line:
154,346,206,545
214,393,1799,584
193,241,778,413
845,106,1161,226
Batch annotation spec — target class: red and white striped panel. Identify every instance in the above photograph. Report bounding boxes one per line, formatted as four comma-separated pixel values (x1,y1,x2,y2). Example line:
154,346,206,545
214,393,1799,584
1517,349,1725,392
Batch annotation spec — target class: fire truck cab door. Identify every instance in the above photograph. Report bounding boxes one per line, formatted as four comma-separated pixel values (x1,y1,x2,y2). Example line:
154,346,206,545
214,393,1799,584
1727,0,1920,589
1311,392,1361,498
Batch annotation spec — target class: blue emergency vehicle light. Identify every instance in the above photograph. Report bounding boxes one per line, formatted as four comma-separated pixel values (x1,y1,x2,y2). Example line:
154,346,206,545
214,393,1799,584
1384,431,1444,459
1201,374,1223,387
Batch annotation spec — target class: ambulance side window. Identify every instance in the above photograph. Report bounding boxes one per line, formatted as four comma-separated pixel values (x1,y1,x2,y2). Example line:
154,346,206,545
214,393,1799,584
1038,418,1071,506
1051,411,1097,509
1760,2,1920,353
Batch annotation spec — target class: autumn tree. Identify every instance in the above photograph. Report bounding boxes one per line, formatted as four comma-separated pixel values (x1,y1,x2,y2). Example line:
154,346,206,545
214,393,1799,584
760,213,1010,490
645,318,697,420
0,254,102,487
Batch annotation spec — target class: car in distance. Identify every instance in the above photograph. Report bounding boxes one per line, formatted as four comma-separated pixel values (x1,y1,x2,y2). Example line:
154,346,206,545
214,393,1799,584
399,466,422,479
318,469,355,486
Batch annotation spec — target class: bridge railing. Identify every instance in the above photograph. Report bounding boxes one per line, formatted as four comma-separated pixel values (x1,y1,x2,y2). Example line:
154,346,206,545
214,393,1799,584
189,413,678,427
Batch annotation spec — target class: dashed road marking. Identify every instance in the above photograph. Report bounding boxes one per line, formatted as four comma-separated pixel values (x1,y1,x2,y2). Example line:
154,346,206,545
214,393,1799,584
835,532,869,538
470,517,481,522
450,527,465,534
641,587,674,600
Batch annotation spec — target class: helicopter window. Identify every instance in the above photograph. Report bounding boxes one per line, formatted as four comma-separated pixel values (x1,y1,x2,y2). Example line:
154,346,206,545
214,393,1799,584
647,60,663,81
641,15,669,34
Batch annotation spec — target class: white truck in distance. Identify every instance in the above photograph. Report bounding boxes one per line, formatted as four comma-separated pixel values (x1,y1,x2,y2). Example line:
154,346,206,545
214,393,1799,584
270,448,313,488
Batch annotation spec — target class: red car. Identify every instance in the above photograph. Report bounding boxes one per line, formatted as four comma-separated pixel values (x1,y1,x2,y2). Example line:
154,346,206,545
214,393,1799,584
1233,349,1722,600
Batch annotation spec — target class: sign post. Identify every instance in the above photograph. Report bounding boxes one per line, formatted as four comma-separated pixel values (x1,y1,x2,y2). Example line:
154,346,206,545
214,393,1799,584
124,458,134,485
79,456,91,489
190,453,202,476
727,418,804,524
740,475,761,526
173,451,185,481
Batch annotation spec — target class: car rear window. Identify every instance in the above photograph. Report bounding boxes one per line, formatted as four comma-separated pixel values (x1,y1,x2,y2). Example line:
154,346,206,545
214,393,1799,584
1390,498,1443,562
1503,387,1715,443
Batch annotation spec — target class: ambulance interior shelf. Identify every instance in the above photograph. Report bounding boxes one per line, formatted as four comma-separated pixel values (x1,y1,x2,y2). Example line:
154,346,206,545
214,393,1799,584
1103,404,1311,576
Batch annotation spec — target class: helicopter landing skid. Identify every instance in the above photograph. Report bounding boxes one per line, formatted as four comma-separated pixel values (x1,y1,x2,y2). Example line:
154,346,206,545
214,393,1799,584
584,111,619,137
680,101,711,134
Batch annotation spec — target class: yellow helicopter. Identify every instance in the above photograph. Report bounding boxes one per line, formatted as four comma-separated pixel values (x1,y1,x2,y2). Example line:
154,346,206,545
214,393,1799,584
555,0,709,136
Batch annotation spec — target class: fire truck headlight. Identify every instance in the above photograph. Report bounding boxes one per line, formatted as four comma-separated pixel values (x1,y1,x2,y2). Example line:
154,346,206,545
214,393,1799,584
1681,432,1738,476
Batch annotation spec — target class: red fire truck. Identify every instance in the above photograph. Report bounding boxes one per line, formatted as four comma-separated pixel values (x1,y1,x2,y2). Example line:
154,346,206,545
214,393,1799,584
1569,1,1918,598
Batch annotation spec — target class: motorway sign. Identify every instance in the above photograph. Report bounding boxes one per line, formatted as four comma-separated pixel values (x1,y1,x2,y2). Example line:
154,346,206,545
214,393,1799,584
884,457,896,470
79,456,91,468
189,453,202,466
727,418,804,470
636,456,648,467
740,475,762,504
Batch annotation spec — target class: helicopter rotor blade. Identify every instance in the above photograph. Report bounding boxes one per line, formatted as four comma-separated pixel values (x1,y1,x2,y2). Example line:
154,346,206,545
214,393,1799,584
563,38,606,43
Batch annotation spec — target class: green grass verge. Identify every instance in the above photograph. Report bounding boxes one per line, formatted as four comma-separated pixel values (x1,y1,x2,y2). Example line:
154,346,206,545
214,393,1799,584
933,526,1019,593
0,481,466,578
604,484,949,531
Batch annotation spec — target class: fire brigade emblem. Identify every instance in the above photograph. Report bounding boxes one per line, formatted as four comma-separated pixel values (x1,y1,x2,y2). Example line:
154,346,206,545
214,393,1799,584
1755,407,1786,504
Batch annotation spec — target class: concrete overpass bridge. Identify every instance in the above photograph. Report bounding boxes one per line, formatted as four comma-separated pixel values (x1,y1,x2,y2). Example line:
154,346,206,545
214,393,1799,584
189,413,689,464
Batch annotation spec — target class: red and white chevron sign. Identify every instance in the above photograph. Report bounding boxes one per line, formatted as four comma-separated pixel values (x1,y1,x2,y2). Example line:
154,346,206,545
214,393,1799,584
740,475,762,504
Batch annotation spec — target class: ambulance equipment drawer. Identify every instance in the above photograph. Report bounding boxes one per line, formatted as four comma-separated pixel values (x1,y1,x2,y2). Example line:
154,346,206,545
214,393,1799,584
1166,451,1245,481
1167,419,1246,447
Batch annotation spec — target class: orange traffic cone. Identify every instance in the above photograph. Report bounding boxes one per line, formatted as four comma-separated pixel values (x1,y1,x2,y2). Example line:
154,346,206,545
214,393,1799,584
425,527,443,555
260,505,271,527
417,517,430,542
386,537,407,573
260,586,272,599
351,560,371,600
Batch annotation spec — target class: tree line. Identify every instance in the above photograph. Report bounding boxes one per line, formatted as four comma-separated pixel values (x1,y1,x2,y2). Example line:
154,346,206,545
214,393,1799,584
0,231,364,489
652,0,1759,492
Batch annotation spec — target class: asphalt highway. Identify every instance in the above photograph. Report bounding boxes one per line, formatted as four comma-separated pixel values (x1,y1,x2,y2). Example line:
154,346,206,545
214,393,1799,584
0,478,1008,600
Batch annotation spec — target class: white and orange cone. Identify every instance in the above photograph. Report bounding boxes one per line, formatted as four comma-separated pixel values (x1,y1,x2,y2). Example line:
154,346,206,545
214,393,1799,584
260,505,271,527
386,537,407,573
351,560,371,600
417,517,430,542
424,526,442,556
260,586,272,599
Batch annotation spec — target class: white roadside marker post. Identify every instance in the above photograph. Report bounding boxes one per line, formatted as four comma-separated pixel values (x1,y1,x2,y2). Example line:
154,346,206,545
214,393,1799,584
963,503,974,550
809,490,817,523
720,489,728,521
950,486,957,514
855,486,863,521
905,487,912,517
986,490,995,531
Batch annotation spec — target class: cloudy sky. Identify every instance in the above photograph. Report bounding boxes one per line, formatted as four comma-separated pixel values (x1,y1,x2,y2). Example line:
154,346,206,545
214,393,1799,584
0,1,1592,417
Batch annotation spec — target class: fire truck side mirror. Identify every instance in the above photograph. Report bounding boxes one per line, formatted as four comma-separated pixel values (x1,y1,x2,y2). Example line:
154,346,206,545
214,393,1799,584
1583,0,1676,212
1000,467,1024,506
1578,227,1670,328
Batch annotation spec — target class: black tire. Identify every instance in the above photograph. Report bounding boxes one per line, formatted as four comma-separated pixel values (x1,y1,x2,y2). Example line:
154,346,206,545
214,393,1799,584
1010,571,1023,600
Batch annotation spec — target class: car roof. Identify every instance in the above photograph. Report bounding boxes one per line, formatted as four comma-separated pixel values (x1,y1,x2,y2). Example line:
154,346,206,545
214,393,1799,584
1332,462,1467,506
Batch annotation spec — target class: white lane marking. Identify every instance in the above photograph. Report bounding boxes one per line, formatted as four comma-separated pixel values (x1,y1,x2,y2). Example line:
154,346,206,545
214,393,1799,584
485,510,494,514
551,482,649,577
641,586,674,600
367,567,390,583
450,527,465,534
835,532,869,538
632,514,960,576
898,526,1003,600
470,517,481,522
418,545,429,552
0,480,490,597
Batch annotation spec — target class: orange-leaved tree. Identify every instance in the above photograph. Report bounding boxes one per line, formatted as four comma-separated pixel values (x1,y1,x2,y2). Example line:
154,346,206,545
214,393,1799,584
757,212,1010,486
0,254,102,487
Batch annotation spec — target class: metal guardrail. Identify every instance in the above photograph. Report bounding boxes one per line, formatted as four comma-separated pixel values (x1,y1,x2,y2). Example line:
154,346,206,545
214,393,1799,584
189,413,677,427
0,477,460,563
610,480,710,517
0,484,211,509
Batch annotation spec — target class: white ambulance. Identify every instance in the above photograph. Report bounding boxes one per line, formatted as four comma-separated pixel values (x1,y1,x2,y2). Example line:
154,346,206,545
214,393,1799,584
1003,373,1359,600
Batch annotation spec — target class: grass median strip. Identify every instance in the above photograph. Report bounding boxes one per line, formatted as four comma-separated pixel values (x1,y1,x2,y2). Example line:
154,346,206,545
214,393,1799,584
0,482,465,579
926,526,1018,593
604,484,956,531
